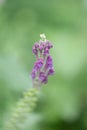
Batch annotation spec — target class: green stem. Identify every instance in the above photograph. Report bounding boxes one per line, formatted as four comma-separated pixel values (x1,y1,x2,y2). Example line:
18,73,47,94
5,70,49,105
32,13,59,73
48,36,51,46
5,88,40,130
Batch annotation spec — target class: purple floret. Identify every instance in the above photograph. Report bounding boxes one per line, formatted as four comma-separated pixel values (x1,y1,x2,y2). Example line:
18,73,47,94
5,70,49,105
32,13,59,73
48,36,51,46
48,68,54,75
46,55,53,68
39,45,43,52
34,42,39,48
39,72,47,84
34,58,43,71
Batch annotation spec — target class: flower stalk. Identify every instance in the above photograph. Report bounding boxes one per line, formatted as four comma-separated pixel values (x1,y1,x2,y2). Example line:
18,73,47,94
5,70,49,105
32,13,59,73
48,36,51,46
5,88,39,130
5,34,54,130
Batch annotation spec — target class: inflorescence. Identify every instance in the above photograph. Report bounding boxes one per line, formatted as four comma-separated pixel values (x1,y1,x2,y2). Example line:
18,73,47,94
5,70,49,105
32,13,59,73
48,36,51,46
5,34,54,130
31,34,54,86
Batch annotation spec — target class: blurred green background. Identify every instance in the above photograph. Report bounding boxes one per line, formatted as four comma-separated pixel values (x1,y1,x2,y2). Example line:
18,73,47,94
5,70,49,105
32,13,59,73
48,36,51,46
0,0,87,130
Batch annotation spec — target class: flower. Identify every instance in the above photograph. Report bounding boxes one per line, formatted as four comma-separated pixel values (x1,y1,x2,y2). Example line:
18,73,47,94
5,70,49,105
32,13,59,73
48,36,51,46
46,55,53,68
34,58,44,71
48,68,54,75
31,34,54,86
39,72,47,84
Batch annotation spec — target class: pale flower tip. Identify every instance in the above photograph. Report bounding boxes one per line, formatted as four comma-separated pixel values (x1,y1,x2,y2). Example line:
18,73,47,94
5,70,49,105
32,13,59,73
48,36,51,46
40,34,46,39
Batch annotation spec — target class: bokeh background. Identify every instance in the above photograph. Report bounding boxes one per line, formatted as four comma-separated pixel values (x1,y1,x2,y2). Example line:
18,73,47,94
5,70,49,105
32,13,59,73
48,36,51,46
0,0,87,130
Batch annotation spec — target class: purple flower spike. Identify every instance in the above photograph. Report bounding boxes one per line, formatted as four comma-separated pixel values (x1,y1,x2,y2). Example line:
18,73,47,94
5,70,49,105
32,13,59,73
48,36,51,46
31,34,54,87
